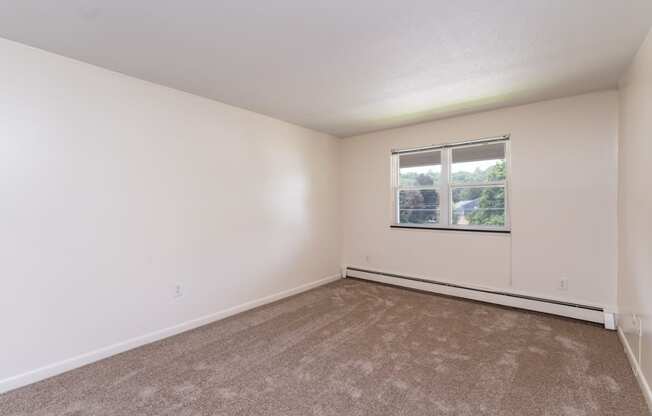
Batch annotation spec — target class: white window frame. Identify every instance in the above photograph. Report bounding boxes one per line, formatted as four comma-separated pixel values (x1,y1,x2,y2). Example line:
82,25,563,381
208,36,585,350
391,136,511,232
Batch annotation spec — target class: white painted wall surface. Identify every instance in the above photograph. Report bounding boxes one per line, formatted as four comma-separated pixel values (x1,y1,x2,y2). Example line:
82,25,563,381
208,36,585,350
341,91,619,309
0,38,341,387
618,27,652,400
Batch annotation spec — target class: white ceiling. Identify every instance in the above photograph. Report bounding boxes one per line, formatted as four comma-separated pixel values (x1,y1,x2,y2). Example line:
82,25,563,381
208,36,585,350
1,1,651,137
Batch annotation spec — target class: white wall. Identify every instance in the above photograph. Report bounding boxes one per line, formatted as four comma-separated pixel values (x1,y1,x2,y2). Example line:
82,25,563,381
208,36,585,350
341,91,619,309
618,27,652,399
0,38,341,388
0,33,631,396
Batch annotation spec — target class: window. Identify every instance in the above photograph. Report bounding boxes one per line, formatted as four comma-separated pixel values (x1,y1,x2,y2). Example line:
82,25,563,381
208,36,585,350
397,150,441,225
392,137,510,231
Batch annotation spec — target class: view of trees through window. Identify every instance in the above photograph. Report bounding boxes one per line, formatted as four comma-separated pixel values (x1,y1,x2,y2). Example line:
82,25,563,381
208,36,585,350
398,165,440,224
398,188,439,224
451,160,505,226
397,142,507,228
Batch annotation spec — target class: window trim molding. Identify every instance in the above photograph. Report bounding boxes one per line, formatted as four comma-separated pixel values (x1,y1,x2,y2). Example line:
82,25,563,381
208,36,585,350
391,134,510,155
389,225,511,234
391,135,511,231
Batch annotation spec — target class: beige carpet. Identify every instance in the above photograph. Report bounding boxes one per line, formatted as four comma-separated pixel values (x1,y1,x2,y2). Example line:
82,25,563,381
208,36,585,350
1,278,648,416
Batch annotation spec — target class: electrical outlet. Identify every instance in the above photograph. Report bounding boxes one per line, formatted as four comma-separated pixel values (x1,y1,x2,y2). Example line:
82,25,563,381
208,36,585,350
628,314,643,337
635,315,643,337
559,278,568,291
174,284,183,298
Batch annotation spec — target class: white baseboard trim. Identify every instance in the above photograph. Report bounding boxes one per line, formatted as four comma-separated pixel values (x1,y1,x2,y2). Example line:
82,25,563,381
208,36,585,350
0,274,341,394
346,267,606,324
618,327,652,413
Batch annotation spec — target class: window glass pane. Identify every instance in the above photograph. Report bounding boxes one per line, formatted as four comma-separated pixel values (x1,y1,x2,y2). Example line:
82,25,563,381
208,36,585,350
399,210,439,224
399,189,440,224
399,150,441,187
451,186,505,226
451,143,506,183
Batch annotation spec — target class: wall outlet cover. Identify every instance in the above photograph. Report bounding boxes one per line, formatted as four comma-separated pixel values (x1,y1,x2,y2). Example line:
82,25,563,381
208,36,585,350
559,278,569,291
174,284,183,298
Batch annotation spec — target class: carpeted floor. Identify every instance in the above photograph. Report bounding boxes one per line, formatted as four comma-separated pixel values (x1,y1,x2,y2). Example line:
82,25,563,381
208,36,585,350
1,278,649,416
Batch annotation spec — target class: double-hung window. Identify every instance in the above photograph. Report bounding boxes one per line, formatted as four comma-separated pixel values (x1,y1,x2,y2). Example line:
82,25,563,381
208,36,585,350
392,136,510,232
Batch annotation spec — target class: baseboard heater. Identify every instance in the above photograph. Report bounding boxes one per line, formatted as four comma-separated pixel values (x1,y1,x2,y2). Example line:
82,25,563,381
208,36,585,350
345,266,615,329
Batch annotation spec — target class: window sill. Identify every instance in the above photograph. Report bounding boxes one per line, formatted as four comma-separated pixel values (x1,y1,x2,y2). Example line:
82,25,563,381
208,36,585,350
390,225,511,234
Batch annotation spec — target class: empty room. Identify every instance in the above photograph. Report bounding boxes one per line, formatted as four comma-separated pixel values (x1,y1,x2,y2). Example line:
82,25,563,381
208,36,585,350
1,1,651,415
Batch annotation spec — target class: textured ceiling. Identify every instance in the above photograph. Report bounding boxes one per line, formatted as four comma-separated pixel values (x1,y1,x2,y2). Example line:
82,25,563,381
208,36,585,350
1,1,651,137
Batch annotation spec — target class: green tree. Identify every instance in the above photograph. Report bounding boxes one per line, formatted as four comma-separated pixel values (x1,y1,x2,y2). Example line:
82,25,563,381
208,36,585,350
399,189,439,224
467,161,505,226
399,169,440,187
